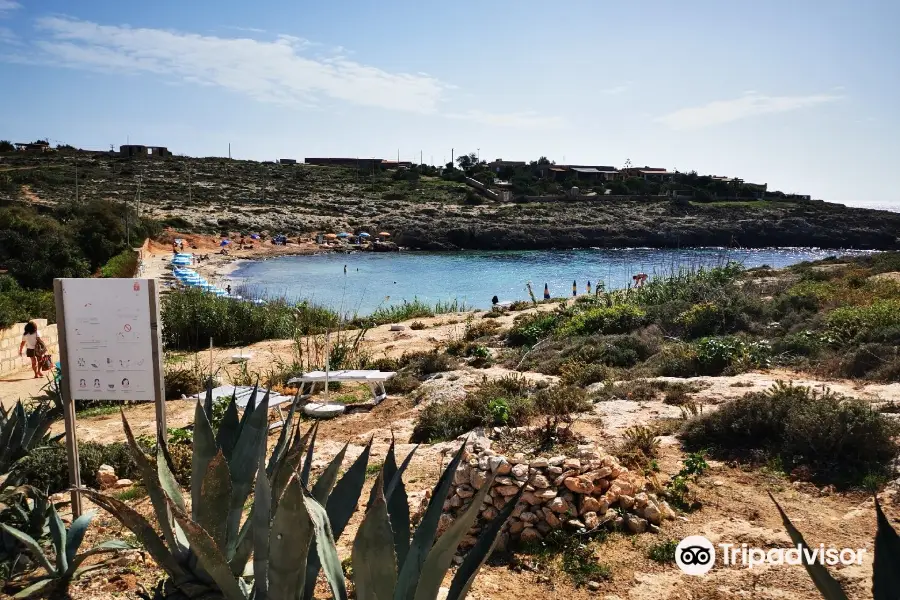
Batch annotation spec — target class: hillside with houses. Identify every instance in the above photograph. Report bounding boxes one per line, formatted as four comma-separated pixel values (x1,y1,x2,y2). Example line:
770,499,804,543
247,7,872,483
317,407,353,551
1,142,899,251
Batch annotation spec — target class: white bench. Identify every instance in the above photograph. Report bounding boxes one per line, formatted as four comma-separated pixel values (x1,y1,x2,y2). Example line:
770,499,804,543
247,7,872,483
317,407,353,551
287,370,396,405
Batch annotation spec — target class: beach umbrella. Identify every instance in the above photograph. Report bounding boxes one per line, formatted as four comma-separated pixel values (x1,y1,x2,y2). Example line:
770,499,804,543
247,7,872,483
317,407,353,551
220,239,231,247
358,232,371,237
378,231,391,237
336,232,350,238
250,234,260,240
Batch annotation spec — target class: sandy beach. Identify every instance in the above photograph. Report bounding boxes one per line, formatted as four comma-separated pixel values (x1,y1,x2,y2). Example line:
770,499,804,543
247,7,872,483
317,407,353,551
141,231,324,285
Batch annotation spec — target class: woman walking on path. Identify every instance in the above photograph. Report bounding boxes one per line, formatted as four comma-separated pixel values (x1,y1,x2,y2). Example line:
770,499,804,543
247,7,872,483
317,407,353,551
18,321,44,379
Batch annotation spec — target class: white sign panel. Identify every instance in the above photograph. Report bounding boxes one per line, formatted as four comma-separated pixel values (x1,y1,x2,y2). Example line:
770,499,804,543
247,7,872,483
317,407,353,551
60,279,156,401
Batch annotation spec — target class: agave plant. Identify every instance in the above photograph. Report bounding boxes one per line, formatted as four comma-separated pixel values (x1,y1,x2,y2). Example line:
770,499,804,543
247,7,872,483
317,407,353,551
0,394,63,478
770,492,900,599
0,485,50,574
86,385,518,599
0,498,130,598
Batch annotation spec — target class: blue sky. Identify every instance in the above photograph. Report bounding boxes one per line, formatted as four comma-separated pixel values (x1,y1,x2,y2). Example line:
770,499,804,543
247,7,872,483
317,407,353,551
1,0,898,205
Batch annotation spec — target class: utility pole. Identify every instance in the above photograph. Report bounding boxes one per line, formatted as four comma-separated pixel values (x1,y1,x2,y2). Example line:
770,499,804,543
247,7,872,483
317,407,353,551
477,148,480,162
187,161,192,204
228,143,231,159
420,150,423,165
451,148,454,169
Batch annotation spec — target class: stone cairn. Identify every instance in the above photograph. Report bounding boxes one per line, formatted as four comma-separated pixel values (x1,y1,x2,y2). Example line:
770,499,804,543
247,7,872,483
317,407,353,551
439,437,677,547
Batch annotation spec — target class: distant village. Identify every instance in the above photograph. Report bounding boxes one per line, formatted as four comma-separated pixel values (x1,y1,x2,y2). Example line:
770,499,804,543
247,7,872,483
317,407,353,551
3,140,812,203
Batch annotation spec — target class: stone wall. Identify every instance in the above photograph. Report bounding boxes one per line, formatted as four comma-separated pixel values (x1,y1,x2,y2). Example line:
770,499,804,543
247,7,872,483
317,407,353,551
442,437,677,547
0,319,59,376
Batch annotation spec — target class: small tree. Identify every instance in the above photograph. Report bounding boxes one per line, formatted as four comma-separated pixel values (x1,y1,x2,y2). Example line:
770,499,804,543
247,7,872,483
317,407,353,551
0,140,14,152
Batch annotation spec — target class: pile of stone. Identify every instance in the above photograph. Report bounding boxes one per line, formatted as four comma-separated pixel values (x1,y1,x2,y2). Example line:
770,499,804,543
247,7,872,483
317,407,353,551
441,439,677,544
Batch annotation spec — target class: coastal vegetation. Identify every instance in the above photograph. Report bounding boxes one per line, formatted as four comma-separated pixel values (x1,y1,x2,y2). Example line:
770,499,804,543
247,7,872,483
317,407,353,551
507,254,900,382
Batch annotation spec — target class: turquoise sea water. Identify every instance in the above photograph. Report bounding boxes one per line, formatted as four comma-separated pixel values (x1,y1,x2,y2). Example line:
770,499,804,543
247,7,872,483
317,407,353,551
230,248,873,315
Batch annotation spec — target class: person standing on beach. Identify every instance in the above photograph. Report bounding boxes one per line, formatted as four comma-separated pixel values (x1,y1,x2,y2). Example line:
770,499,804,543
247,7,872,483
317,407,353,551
572,280,577,297
587,281,592,295
18,321,43,379
544,283,550,300
344,264,347,274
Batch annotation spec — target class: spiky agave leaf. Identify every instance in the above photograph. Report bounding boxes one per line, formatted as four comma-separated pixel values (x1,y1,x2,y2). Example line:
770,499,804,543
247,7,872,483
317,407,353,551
394,442,467,600
873,496,900,600
301,437,373,600
352,471,397,600
120,410,181,557
301,486,348,600
267,474,313,599
413,471,496,600
224,390,270,558
79,489,187,581
447,489,523,600
769,492,849,600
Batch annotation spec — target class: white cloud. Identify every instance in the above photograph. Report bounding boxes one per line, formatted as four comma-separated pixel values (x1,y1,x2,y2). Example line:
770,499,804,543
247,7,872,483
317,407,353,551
656,92,842,130
0,26,17,44
14,16,560,128
600,82,631,95
448,109,565,129
0,0,20,14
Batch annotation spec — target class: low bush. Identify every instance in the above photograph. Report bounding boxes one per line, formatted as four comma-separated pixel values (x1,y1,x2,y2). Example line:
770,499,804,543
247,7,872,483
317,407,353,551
0,276,56,329
411,376,585,443
15,441,139,493
681,382,898,486
409,320,427,330
559,360,610,387
465,319,500,341
507,312,559,346
675,302,723,338
648,343,700,377
384,373,421,394
558,304,646,337
617,425,660,469
694,336,771,375
164,361,206,399
99,249,138,278
826,299,900,342
162,288,339,350
401,350,459,375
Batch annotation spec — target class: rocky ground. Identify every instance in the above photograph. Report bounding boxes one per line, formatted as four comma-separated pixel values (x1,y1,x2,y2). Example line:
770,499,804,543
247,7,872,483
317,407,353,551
2,152,899,250
4,303,899,599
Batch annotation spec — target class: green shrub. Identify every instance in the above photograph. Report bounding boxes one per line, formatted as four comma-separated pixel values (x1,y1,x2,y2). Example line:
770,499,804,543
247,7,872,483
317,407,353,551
695,336,771,375
559,360,610,387
411,375,541,442
409,320,427,330
649,343,700,377
164,361,206,399
675,302,723,338
384,373,421,394
558,304,646,337
15,441,139,493
0,276,56,328
826,300,900,342
648,539,678,563
162,288,338,350
681,382,898,486
771,330,829,359
507,312,559,346
99,248,138,278
401,350,458,375
465,319,500,341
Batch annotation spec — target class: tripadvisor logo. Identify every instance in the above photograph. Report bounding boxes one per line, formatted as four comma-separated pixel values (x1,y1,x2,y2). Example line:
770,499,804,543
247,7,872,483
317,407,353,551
675,535,866,576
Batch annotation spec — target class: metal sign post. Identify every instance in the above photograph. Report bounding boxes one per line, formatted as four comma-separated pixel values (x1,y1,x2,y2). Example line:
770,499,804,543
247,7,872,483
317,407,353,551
54,278,166,517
